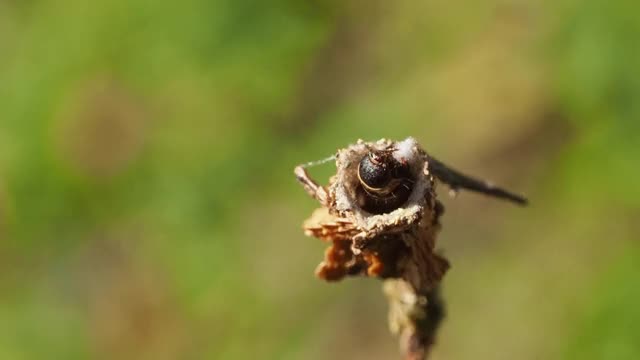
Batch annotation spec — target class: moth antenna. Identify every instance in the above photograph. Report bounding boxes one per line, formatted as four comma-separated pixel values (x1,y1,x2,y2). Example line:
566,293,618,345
427,155,528,206
300,155,336,169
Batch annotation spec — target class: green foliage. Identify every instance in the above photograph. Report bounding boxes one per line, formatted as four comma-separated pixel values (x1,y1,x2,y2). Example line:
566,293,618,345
0,0,638,359
565,246,640,360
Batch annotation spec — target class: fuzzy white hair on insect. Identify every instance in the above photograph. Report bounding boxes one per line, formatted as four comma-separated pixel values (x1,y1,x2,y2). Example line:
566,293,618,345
392,137,419,163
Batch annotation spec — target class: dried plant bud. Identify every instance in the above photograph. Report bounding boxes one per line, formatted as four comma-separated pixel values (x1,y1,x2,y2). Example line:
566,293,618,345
294,137,526,359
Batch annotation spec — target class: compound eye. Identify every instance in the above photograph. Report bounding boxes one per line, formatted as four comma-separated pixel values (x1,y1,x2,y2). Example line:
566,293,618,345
358,152,392,191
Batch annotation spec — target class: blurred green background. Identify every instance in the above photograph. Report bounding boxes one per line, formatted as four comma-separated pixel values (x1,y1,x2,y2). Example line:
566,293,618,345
1,0,639,359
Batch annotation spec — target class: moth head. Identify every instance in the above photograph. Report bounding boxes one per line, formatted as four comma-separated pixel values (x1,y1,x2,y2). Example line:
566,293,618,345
356,149,414,214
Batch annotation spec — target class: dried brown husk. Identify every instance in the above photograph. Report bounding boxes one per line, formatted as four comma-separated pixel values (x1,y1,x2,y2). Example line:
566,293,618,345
300,138,449,360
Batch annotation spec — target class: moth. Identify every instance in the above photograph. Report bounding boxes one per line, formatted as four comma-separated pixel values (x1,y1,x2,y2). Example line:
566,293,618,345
294,138,526,360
